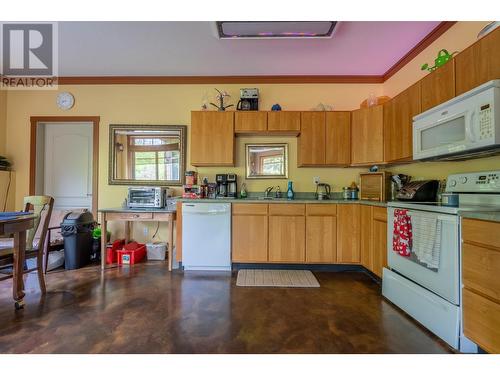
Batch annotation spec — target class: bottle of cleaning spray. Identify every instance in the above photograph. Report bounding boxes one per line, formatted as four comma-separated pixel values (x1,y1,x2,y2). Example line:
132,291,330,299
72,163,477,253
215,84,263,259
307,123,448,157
287,181,294,200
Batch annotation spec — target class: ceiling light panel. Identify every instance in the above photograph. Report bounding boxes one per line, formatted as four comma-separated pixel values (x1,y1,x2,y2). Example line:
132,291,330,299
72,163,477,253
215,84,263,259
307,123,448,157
216,21,337,39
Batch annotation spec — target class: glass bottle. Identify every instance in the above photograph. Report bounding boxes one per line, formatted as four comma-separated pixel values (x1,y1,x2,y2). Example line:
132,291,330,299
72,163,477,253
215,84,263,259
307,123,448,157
287,181,294,200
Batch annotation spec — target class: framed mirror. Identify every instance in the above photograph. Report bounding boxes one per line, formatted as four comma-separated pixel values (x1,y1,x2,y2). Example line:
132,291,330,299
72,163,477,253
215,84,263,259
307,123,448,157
109,124,187,186
246,143,288,179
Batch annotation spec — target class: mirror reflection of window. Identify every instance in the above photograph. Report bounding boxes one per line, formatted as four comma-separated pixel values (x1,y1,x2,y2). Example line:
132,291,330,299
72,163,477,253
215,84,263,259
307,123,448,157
246,144,288,179
110,125,186,186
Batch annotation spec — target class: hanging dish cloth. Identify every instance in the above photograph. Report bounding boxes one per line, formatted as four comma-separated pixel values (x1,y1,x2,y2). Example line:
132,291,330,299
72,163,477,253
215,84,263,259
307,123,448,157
392,209,412,257
409,212,442,270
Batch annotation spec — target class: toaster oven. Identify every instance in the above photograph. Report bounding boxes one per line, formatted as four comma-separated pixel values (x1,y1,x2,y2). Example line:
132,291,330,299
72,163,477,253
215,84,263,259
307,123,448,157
127,187,168,208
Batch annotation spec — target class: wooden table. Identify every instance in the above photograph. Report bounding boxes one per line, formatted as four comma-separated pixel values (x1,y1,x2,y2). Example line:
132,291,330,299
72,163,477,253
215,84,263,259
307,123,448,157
99,208,176,271
0,214,35,309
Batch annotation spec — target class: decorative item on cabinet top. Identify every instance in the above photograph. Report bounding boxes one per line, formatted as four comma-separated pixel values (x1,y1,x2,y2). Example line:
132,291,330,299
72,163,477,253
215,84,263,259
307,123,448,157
210,88,233,111
421,49,458,72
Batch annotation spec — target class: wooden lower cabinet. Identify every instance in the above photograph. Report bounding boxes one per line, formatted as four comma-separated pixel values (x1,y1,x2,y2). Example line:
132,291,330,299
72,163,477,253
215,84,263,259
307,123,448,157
232,215,268,262
371,211,388,277
306,210,337,263
336,204,361,263
360,205,373,269
463,288,500,354
269,215,305,262
462,217,500,353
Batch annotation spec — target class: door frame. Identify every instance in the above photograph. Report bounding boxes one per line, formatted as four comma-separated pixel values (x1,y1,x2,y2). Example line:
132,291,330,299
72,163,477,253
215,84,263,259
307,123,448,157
29,116,100,217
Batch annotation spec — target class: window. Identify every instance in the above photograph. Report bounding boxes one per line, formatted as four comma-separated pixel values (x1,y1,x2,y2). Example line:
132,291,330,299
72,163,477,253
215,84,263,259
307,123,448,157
128,136,180,180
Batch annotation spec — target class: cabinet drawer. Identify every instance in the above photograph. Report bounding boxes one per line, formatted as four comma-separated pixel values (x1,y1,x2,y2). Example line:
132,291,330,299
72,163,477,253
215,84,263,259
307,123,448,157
232,203,268,216
106,212,153,221
269,204,305,216
372,207,387,222
463,288,500,353
306,204,337,216
462,218,500,249
463,242,500,302
152,212,175,221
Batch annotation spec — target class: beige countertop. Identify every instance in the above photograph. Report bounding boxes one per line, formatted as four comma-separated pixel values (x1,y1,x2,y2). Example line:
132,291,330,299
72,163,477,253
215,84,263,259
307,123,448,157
177,197,388,207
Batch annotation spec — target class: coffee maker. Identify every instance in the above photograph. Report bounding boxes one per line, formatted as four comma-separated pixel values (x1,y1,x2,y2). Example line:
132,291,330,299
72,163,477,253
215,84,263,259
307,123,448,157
236,88,259,111
216,174,237,199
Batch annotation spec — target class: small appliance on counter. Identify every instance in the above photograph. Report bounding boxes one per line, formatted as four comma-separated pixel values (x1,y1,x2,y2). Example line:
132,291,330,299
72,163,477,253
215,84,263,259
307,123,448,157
396,180,440,202
216,174,237,199
315,183,331,200
359,172,391,202
342,182,359,200
236,88,259,111
390,174,411,201
127,187,169,208
185,170,198,185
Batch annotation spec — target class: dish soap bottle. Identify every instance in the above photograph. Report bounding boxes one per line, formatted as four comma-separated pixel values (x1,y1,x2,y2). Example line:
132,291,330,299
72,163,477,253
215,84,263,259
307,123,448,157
240,183,248,199
287,181,294,200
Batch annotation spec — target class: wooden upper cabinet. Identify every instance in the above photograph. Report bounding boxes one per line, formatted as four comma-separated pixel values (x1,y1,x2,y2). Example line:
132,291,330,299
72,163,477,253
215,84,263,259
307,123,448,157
455,27,500,95
325,111,351,166
421,60,455,112
267,111,301,133
351,105,384,165
235,111,267,133
336,204,361,264
298,112,326,166
190,111,234,166
384,82,421,163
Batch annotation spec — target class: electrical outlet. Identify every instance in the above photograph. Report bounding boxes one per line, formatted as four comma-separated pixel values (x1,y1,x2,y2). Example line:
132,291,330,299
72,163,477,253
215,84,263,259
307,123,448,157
313,176,320,185
143,227,149,237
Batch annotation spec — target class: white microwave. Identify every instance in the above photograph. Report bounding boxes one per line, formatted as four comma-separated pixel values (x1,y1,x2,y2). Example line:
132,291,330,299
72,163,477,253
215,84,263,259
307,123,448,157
413,80,500,161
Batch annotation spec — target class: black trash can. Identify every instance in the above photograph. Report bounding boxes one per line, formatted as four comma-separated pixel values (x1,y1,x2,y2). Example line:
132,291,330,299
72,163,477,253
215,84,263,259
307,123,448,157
61,211,95,270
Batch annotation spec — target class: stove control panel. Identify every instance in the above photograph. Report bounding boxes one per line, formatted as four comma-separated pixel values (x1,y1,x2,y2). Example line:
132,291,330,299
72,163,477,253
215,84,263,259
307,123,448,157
446,170,500,193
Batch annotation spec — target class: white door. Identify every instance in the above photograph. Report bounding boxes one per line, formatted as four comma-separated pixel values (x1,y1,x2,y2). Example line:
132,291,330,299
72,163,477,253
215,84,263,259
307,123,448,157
43,123,93,210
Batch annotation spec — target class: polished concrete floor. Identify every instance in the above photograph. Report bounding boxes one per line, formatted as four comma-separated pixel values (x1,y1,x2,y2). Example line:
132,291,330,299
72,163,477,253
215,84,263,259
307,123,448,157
0,262,453,354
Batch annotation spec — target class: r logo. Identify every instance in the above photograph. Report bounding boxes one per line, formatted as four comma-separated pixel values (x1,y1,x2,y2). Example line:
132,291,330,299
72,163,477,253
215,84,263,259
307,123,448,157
2,23,53,76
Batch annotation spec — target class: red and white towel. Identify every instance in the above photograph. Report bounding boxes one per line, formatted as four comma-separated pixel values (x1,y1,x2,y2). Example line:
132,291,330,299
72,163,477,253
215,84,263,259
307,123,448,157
393,209,412,257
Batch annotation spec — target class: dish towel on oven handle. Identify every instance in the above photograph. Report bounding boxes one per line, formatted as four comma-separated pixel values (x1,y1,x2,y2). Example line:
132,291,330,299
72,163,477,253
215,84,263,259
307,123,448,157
408,212,442,269
392,209,412,256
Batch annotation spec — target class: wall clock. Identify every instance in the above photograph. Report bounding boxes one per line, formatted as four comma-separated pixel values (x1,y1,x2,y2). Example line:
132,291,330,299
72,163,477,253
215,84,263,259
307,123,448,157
56,92,75,110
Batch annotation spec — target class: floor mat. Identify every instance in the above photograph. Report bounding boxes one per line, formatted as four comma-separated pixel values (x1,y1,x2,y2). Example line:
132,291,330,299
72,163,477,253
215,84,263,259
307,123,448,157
236,269,320,288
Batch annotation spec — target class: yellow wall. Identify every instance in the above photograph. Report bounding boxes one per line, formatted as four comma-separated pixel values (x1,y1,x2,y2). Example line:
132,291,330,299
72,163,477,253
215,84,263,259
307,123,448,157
3,21,500,242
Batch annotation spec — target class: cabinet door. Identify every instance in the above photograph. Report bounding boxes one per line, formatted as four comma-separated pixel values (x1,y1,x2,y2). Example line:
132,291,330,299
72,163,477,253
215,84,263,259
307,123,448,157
360,205,373,270
232,214,268,262
351,105,384,165
371,207,388,277
269,216,305,262
235,111,267,133
336,204,361,263
384,83,420,163
325,112,351,166
306,215,337,263
421,60,455,112
191,111,234,166
455,27,500,95
298,112,326,166
267,111,301,133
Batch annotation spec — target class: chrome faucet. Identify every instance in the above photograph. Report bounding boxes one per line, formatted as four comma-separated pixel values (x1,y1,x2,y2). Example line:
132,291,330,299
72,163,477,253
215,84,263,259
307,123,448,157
264,186,274,198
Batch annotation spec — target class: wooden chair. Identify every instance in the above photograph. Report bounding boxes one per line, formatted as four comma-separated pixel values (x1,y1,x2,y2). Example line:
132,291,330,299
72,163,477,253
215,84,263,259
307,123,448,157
0,196,54,294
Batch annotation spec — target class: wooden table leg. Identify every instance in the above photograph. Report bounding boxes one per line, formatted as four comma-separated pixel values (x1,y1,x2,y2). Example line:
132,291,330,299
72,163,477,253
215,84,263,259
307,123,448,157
101,213,107,270
167,215,173,271
124,221,130,244
13,230,26,309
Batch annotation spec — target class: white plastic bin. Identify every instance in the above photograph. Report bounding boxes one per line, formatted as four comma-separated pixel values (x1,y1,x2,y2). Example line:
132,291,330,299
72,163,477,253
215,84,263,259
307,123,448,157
146,242,167,261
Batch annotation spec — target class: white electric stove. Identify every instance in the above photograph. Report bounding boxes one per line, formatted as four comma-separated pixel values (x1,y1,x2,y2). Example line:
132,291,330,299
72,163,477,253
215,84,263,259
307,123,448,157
383,170,500,352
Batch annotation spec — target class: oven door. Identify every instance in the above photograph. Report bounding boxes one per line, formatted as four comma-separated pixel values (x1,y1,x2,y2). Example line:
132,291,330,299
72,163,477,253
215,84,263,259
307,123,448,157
387,207,460,305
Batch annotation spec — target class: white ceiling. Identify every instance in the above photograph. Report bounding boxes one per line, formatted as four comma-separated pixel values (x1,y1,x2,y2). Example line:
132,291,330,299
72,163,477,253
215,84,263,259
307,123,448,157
58,21,441,76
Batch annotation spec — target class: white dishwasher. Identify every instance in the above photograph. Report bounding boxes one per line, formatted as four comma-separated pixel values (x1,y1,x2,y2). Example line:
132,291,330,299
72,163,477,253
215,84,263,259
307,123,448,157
182,202,231,271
